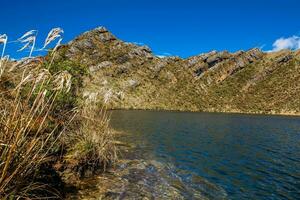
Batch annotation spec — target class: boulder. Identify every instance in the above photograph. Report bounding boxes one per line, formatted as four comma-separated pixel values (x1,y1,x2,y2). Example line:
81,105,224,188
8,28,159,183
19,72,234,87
127,79,140,88
275,54,293,63
128,46,153,59
206,51,231,67
89,61,113,72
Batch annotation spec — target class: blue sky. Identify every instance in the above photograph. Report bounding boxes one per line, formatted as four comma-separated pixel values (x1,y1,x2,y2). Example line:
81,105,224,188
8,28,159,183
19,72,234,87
1,0,300,58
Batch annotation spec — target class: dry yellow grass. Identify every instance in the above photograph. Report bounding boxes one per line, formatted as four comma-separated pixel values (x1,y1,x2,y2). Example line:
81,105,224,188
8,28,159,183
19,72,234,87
0,59,72,198
65,104,117,177
0,28,117,199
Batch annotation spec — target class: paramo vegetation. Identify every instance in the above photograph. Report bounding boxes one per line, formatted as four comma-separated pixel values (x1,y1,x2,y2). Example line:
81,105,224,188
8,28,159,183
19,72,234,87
0,28,117,199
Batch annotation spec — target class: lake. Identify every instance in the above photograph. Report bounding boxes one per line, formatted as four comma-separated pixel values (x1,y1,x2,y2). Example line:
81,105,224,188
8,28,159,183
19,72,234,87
110,110,300,200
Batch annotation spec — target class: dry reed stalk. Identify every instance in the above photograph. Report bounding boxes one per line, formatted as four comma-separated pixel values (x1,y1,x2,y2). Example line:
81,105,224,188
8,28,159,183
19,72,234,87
42,28,64,69
0,28,74,199
65,104,117,175
18,30,37,58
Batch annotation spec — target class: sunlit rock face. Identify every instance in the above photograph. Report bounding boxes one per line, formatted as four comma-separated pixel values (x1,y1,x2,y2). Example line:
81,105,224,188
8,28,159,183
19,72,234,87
54,27,300,115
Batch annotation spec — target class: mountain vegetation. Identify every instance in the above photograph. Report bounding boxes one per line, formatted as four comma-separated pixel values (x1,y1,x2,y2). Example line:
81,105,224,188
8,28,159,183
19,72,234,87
54,27,300,115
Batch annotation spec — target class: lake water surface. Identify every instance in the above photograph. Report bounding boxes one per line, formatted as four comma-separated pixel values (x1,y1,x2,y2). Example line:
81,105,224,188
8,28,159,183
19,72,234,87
110,110,300,200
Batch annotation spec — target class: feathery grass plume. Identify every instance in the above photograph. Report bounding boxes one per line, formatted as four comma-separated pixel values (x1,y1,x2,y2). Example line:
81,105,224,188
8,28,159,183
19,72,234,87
18,30,37,57
52,70,72,92
0,34,8,59
43,28,64,68
0,34,8,79
35,68,51,84
18,30,36,40
43,28,63,51
103,89,113,104
52,37,63,54
0,55,9,79
9,57,43,72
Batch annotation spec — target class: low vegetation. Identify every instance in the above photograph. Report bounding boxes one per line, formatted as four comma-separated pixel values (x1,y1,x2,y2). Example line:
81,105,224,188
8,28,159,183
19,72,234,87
65,105,117,177
0,29,117,199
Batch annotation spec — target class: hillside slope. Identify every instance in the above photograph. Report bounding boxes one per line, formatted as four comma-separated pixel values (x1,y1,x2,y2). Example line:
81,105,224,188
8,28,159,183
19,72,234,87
54,27,300,115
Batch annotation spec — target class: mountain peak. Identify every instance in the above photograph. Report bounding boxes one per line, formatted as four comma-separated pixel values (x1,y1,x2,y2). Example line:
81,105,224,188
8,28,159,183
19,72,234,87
68,26,117,46
81,26,111,35
94,26,110,33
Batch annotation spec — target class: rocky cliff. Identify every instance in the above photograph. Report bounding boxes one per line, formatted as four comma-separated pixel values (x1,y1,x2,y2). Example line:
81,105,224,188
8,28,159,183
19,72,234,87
53,27,300,115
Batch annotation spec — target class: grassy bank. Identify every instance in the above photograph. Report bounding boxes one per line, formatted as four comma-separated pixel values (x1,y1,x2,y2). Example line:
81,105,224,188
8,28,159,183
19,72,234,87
0,30,117,199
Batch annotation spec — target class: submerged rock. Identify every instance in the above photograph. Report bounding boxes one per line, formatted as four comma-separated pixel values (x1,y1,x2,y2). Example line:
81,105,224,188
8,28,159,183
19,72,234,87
65,145,227,200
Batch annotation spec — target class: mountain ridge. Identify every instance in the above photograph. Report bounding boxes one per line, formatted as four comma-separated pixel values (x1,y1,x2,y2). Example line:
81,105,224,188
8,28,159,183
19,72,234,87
52,27,300,115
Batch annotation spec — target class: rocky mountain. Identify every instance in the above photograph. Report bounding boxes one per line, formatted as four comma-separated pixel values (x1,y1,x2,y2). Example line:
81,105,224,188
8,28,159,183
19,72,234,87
53,27,300,115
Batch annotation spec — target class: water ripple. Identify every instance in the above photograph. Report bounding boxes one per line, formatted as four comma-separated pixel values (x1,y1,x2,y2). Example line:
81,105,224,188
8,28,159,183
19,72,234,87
111,110,300,200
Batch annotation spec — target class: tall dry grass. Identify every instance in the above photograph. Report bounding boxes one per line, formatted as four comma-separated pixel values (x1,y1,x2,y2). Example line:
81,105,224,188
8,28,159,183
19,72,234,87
0,28,117,198
0,28,73,199
65,104,117,177
0,60,74,199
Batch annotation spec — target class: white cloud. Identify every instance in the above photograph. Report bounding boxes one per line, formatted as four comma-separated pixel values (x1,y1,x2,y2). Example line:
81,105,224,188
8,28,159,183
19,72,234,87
270,36,300,52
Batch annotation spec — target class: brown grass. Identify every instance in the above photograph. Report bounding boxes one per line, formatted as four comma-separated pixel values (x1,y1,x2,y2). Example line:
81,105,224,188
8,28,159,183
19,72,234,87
0,29,118,199
0,57,73,198
65,104,117,177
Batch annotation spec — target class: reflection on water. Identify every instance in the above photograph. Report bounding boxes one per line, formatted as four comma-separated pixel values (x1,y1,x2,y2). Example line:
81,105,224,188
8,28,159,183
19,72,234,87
110,110,300,200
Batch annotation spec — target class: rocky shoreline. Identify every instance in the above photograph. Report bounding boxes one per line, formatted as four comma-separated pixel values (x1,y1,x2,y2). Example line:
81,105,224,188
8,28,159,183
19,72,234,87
110,108,300,117
65,134,227,200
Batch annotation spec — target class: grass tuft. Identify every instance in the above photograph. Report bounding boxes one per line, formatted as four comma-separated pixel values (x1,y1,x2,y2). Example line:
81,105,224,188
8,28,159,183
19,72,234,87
65,105,117,177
